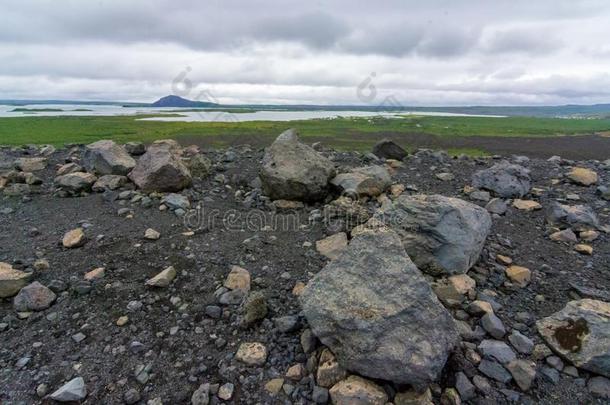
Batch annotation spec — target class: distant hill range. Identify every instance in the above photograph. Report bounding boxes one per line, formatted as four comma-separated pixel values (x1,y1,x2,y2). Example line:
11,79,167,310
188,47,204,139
150,95,218,108
2,95,610,118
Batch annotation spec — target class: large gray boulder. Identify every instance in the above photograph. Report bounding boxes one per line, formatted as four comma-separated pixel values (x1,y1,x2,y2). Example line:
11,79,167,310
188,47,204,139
546,202,600,231
128,143,192,192
537,299,610,377
300,227,458,387
376,194,491,276
260,129,335,201
83,140,136,175
330,165,391,197
472,161,531,198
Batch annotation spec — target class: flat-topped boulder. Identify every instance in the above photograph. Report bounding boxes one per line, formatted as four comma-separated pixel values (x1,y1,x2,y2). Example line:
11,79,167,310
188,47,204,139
83,140,136,175
376,194,491,275
330,165,391,197
128,142,192,192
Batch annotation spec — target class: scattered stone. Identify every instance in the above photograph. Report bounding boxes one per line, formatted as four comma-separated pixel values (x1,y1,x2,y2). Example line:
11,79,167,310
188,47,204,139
55,172,97,193
116,316,129,326
478,339,516,363
455,372,475,401
49,377,87,402
315,232,348,260
286,364,305,380
440,388,461,405
224,265,250,291
329,375,388,405
394,388,434,405
161,193,190,210
331,165,391,197
588,376,610,399
0,262,32,298
259,129,335,201
312,386,329,403
540,366,560,384
579,230,599,241
485,198,509,215
496,254,512,265
372,138,407,160
506,265,531,287
273,199,304,210
123,388,141,404
218,383,234,400
92,174,128,191
264,379,284,395
300,227,458,387
235,342,267,366
13,281,56,311
191,383,210,405
478,359,512,383
242,291,267,326
377,194,491,276
481,313,506,339
316,351,346,388
546,202,599,231
469,190,490,202
467,300,494,316
84,267,105,281
508,330,534,354
125,141,146,156
33,259,50,271
144,228,161,240
567,167,598,186
145,266,177,287
550,229,578,243
62,228,86,248
15,157,47,172
274,315,299,333
512,199,542,211
472,161,531,198
537,299,610,377
574,244,593,255
436,172,455,181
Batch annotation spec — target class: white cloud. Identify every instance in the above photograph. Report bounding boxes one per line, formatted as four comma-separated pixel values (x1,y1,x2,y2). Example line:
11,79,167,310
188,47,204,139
1,0,610,105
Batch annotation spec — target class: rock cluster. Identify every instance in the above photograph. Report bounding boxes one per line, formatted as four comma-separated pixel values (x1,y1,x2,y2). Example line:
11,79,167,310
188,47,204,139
1,135,609,404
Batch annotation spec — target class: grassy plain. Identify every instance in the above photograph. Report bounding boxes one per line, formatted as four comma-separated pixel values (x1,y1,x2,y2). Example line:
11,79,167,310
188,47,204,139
1,114,609,154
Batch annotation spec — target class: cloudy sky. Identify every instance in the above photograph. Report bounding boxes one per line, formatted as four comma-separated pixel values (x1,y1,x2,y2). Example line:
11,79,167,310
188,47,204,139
2,0,610,105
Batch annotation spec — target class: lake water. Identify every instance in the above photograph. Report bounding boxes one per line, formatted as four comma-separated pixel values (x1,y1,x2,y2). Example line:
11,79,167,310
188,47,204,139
0,104,504,121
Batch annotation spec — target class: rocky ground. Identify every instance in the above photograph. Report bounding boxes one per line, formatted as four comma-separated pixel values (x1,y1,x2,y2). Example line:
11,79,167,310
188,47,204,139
0,134,609,404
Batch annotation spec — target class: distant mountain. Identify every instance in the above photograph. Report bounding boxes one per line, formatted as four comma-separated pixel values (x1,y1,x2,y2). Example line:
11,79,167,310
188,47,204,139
150,95,218,108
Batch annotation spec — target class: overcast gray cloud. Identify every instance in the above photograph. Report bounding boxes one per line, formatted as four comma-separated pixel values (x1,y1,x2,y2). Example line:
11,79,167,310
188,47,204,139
1,0,610,105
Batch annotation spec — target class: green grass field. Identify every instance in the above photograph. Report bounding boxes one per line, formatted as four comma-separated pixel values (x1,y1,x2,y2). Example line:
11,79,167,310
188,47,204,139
1,114,609,154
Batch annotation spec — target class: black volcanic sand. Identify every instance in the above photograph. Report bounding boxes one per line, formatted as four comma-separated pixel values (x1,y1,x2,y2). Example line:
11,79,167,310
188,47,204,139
0,144,609,404
179,132,610,160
